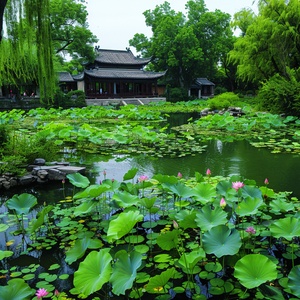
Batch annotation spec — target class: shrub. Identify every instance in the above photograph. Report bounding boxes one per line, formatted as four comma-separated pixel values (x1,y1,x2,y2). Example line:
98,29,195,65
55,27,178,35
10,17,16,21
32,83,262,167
206,92,240,110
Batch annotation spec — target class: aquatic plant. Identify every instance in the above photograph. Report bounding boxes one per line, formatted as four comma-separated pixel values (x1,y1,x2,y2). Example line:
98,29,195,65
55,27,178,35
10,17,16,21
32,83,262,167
1,169,300,299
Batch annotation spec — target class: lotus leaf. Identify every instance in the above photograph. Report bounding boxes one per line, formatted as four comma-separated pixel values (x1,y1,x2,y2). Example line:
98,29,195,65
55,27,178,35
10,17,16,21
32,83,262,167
145,268,175,294
0,278,34,300
157,230,179,250
67,173,90,188
6,193,37,215
235,197,264,216
270,217,300,240
110,250,142,295
106,210,143,243
287,265,300,297
203,225,241,258
195,205,228,231
234,254,277,289
193,182,217,204
66,232,103,264
74,248,112,296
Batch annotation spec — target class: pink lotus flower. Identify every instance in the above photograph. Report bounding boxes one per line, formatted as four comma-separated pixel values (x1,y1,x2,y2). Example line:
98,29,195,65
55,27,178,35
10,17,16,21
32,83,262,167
245,226,256,235
220,198,226,209
36,288,49,299
232,181,244,191
206,169,211,176
177,172,182,179
264,178,269,185
138,175,149,182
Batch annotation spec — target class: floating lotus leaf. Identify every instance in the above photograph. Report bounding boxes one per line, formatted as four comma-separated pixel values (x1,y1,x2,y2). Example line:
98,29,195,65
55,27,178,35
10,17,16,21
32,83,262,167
203,225,241,258
110,250,142,295
234,254,277,289
270,217,300,241
74,248,112,296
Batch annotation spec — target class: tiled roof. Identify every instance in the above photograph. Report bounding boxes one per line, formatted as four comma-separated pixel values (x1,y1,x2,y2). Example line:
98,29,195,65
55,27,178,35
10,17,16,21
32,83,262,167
58,72,75,82
95,49,151,65
195,78,215,86
85,68,166,80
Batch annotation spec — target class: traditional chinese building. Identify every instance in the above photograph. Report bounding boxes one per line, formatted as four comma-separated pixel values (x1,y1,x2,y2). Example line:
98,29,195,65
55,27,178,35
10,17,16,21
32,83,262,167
70,48,166,99
188,78,215,99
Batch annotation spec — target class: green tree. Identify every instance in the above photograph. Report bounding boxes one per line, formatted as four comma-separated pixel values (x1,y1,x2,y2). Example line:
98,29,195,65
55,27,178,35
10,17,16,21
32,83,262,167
50,0,97,70
230,0,300,114
129,0,233,92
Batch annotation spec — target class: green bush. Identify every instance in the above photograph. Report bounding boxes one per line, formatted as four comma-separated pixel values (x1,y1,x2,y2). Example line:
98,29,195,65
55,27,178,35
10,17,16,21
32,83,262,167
258,70,300,116
206,92,240,110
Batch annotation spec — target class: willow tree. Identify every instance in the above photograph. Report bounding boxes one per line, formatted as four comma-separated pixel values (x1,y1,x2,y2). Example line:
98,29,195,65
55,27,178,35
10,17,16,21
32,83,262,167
0,0,56,104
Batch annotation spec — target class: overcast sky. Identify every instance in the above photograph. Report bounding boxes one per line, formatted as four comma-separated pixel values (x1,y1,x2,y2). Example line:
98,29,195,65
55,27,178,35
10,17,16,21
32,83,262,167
86,1,257,54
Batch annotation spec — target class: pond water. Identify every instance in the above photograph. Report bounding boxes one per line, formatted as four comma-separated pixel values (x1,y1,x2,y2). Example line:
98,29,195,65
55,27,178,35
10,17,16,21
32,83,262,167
82,138,300,198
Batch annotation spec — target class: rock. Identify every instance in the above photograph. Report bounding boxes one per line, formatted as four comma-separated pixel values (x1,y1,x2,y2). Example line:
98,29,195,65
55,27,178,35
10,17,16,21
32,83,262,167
33,158,46,165
37,169,48,180
19,174,37,186
47,168,65,181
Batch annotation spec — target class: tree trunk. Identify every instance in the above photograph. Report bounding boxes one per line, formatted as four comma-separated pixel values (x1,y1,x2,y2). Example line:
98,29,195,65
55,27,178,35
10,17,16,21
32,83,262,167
0,0,8,42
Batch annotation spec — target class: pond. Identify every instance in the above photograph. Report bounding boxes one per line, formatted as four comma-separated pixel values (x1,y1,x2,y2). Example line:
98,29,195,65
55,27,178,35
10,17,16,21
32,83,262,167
79,138,300,199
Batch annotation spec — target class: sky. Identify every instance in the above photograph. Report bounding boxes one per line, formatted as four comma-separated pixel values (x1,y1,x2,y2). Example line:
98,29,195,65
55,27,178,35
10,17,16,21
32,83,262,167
85,0,257,54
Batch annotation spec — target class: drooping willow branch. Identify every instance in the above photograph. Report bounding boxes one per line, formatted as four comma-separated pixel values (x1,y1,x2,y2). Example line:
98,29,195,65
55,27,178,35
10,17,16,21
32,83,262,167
0,0,57,104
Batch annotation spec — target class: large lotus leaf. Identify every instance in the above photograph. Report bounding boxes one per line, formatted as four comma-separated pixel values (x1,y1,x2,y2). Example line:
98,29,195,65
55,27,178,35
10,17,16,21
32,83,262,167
123,168,138,181
175,209,197,229
0,278,34,300
157,230,179,250
110,250,142,295
27,205,54,234
287,265,300,297
162,182,194,198
235,197,264,216
106,210,143,243
73,199,98,216
112,191,139,208
193,182,216,204
234,254,277,289
270,217,300,241
145,268,175,294
153,174,178,184
67,173,90,188
195,205,228,232
241,185,262,200
73,184,111,199
6,193,37,215
66,232,103,264
177,248,206,274
74,248,112,296
203,225,241,258
216,180,232,196
269,198,295,213
139,197,157,210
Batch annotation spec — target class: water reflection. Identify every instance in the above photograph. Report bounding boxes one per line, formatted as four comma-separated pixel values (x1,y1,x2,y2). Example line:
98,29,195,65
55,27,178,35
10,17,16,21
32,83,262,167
85,139,300,198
